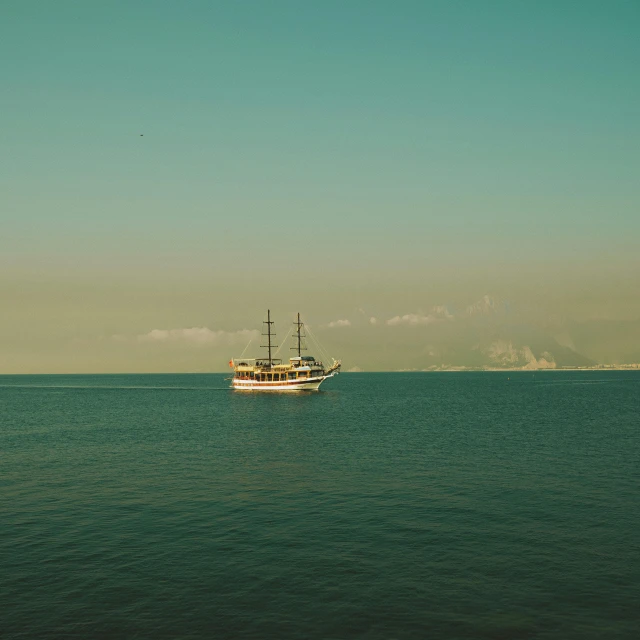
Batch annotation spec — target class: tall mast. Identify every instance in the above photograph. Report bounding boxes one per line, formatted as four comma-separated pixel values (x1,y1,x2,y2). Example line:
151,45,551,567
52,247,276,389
291,312,306,358
262,309,277,365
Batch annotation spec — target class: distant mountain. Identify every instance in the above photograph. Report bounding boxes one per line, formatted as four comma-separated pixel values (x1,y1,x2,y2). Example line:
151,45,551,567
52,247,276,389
333,295,598,370
554,318,640,365
464,294,510,318
321,295,636,370
404,323,594,370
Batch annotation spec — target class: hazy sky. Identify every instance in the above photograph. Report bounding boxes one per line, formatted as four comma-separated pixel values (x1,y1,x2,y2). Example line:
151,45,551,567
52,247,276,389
1,1,639,372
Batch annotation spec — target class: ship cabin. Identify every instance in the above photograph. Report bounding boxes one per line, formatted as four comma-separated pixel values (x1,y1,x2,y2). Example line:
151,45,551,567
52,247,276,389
234,355,325,383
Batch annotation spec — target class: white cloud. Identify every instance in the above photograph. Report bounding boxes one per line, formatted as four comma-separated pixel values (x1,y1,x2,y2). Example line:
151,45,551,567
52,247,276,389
369,317,378,325
327,319,351,328
386,305,456,326
136,327,259,347
387,313,438,326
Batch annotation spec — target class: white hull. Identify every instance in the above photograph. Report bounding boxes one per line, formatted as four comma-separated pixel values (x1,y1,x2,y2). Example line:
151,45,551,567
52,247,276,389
232,374,335,392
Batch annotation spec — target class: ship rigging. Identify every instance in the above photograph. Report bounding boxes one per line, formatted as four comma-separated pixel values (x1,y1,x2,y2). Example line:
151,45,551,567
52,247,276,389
229,311,341,391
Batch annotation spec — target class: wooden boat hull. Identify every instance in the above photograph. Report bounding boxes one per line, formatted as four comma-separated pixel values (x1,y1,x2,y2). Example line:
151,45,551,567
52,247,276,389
231,373,335,392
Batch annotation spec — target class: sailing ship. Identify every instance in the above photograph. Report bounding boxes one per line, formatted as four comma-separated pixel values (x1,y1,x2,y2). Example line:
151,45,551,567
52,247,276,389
229,311,341,391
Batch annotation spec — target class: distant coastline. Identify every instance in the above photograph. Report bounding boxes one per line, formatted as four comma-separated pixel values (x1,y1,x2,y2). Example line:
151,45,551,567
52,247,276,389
389,364,640,372
1,366,638,376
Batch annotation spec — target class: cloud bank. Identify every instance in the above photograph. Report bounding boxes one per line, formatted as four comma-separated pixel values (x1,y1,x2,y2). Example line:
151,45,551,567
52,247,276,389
327,319,351,328
386,303,456,326
387,313,440,326
136,327,259,347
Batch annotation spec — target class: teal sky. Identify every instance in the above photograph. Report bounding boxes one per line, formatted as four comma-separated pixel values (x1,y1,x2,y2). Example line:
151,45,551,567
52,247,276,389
1,1,639,372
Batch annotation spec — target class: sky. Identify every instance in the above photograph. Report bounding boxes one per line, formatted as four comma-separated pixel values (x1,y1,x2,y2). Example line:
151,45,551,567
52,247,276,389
1,1,639,372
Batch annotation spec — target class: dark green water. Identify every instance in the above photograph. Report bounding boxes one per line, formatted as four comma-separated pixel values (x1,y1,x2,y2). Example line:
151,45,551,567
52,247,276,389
1,372,638,639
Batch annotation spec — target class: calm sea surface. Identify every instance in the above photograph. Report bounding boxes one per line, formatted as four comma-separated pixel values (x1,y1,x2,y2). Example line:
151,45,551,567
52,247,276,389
1,372,638,639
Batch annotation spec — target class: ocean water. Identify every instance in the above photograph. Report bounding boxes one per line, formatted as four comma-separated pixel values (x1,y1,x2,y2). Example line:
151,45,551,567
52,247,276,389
1,371,638,639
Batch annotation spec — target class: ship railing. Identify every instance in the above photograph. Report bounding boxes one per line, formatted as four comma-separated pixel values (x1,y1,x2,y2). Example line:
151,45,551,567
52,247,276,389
232,358,282,366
